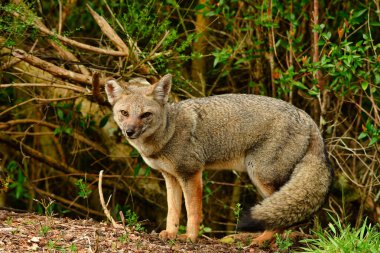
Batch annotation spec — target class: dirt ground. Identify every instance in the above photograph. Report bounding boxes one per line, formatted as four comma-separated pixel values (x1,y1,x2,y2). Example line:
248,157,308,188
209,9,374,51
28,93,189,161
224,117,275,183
0,209,274,253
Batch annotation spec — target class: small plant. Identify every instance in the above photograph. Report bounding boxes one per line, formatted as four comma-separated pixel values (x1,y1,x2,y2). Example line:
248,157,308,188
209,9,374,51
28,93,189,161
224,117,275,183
75,179,92,199
275,230,293,252
124,209,145,232
198,224,212,236
47,240,56,250
5,217,12,226
39,224,51,237
178,225,186,235
167,239,176,247
68,243,78,252
117,233,130,244
233,203,242,232
34,198,55,217
300,216,380,252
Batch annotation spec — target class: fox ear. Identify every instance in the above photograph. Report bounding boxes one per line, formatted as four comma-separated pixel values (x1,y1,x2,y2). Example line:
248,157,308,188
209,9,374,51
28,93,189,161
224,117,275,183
105,80,124,105
151,74,172,104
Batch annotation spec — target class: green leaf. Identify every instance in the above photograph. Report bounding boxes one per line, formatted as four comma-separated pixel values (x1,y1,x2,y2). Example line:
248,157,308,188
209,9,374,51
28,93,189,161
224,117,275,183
352,9,367,19
144,167,151,176
133,163,141,177
361,82,369,91
308,89,320,96
6,160,18,172
63,127,72,135
358,132,367,140
99,115,110,128
369,22,380,26
53,127,61,136
374,73,380,85
194,4,206,10
57,109,64,121
292,81,308,90
369,136,379,146
328,223,337,235
203,227,212,232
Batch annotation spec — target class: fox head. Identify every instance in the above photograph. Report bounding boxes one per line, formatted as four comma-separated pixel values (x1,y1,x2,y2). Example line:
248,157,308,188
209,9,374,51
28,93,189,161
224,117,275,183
105,74,172,140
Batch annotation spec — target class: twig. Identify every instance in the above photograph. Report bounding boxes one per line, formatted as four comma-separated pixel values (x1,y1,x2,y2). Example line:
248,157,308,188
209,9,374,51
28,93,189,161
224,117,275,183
126,31,170,75
0,95,84,118
0,83,87,93
33,187,104,217
86,4,130,55
0,133,82,175
12,10,127,57
98,170,123,229
12,49,97,85
0,119,108,155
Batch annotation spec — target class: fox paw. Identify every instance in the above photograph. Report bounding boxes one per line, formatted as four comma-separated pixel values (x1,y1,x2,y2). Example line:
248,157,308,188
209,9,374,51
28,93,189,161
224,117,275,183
177,233,197,242
159,230,177,240
250,230,278,247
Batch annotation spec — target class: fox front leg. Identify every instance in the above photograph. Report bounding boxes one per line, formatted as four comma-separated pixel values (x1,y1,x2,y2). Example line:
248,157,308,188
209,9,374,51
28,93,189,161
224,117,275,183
177,170,203,242
159,172,183,240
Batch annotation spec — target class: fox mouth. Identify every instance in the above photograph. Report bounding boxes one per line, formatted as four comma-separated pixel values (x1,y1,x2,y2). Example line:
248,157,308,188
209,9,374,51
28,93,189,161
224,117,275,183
123,129,143,139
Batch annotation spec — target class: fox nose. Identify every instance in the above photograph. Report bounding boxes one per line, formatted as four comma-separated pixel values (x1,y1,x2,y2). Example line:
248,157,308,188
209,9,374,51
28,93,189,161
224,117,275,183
126,129,135,137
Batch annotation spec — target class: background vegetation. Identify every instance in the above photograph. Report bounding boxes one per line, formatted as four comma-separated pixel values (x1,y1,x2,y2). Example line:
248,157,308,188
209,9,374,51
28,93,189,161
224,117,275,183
0,0,379,247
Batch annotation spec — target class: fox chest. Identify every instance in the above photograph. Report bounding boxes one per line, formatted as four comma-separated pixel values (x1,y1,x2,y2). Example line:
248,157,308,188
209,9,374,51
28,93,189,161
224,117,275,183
141,155,174,174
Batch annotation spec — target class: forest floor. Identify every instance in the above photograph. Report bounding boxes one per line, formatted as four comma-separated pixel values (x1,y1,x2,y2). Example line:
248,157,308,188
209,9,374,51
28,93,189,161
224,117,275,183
0,209,279,252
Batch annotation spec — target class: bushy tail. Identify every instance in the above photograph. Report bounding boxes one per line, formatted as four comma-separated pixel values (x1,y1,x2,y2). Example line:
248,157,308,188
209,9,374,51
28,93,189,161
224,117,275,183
238,126,333,231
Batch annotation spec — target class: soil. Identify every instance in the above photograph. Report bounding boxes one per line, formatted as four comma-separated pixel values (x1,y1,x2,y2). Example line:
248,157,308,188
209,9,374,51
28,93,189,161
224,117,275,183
0,209,272,253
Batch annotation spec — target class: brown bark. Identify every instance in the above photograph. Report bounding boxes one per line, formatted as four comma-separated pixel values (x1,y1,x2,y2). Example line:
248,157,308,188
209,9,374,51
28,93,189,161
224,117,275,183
191,0,208,96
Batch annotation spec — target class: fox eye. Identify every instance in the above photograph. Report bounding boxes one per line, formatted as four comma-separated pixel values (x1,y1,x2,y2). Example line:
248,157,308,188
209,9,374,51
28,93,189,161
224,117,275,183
120,110,129,117
140,112,152,119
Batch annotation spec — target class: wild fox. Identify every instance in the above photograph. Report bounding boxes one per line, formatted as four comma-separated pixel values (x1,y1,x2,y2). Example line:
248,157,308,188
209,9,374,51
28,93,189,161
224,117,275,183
105,74,333,243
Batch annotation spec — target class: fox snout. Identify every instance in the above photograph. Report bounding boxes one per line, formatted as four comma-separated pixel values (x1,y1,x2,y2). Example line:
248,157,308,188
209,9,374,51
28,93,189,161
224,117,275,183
123,124,142,139
126,128,136,138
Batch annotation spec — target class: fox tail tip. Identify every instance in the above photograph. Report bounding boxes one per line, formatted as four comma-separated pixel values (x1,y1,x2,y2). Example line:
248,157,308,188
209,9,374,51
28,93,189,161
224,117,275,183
237,210,266,232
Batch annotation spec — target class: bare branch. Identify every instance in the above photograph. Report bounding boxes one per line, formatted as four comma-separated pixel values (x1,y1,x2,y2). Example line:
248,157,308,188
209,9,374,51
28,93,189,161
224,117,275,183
0,119,108,155
0,83,87,93
98,170,124,229
11,9,127,57
86,4,130,55
0,132,82,175
11,49,105,86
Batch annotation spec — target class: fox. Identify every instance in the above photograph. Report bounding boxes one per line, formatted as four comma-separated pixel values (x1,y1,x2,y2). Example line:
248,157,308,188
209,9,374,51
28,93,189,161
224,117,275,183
105,74,333,244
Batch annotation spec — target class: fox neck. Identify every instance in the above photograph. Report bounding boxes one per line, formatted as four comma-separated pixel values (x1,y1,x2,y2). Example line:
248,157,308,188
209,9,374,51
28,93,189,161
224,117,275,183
129,104,175,157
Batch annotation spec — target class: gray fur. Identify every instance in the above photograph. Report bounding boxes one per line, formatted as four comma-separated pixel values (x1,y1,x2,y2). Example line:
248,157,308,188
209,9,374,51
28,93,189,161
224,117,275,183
106,74,333,240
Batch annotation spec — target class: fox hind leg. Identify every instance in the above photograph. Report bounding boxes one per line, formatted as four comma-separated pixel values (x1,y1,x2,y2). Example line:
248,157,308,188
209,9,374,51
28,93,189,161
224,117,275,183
240,155,280,245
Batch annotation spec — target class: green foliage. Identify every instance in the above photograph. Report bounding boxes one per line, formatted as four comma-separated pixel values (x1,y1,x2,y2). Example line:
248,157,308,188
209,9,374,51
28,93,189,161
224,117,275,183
178,224,186,235
68,243,78,253
177,224,212,237
233,202,242,233
124,209,145,232
0,2,38,47
75,179,92,199
300,217,380,253
198,224,212,237
117,233,130,244
358,121,379,146
7,161,29,200
275,230,294,252
39,224,51,237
